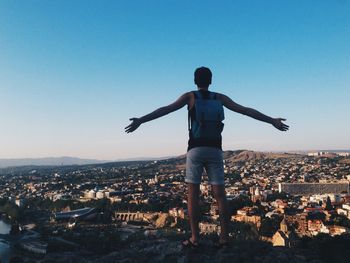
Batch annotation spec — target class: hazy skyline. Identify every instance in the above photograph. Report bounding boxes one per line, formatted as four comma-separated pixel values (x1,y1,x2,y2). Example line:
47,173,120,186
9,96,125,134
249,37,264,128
1,1,349,159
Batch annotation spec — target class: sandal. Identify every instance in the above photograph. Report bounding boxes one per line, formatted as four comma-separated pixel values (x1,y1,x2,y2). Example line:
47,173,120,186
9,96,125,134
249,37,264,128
182,238,199,249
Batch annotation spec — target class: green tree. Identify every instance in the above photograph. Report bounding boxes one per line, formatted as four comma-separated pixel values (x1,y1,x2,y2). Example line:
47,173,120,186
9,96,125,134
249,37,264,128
228,195,253,215
325,196,333,211
230,221,259,241
259,216,281,237
332,214,350,228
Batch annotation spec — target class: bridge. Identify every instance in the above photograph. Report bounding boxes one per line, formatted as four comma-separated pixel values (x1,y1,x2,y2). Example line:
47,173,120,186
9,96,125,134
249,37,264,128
114,212,158,222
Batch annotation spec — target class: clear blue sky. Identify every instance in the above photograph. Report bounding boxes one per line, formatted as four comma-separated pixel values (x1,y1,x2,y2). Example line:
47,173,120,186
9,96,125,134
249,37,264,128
1,0,349,159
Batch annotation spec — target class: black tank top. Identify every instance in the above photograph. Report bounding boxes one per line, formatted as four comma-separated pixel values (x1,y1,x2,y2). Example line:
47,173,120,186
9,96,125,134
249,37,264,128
187,90,222,151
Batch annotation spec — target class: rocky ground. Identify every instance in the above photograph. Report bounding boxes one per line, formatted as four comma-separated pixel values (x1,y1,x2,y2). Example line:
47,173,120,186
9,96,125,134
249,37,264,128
9,237,325,263
9,233,350,263
91,238,311,263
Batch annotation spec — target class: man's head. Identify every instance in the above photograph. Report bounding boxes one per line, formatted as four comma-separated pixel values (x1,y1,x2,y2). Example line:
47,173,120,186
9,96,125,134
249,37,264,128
194,67,212,88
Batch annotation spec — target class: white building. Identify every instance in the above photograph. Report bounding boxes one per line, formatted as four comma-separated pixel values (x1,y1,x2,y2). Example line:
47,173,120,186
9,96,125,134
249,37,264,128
85,190,96,199
15,198,24,207
96,191,105,199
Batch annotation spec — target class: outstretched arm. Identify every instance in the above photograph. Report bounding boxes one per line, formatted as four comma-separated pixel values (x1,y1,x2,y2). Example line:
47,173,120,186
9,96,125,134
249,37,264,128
218,93,289,131
125,92,190,133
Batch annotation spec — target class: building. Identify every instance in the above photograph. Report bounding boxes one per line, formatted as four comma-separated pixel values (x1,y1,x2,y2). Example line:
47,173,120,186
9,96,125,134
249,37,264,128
199,222,220,235
96,191,105,199
285,213,308,235
85,190,96,199
308,219,324,233
232,214,261,229
279,182,349,195
15,198,24,207
327,225,349,236
272,217,298,247
272,231,290,247
20,240,47,254
168,208,185,219
250,186,261,202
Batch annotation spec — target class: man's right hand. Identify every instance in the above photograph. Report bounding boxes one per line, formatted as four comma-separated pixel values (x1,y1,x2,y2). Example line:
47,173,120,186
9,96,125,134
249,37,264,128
125,118,142,133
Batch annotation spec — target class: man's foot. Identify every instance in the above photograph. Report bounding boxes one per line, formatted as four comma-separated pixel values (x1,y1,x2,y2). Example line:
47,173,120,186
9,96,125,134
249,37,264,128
182,237,199,249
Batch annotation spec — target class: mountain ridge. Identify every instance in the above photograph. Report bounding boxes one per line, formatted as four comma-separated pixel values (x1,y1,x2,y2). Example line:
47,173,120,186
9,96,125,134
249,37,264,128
2,149,344,168
0,156,109,168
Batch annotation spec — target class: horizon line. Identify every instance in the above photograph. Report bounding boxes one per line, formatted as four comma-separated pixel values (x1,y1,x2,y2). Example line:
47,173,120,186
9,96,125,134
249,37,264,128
1,148,350,162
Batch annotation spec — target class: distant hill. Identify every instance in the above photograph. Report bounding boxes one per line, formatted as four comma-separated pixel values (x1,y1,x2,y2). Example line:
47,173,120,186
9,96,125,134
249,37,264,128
0,156,109,168
175,150,301,163
0,150,306,169
166,150,303,170
225,150,301,163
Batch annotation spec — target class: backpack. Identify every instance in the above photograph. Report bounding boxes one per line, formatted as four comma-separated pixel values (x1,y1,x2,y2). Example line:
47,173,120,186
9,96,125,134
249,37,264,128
188,91,225,140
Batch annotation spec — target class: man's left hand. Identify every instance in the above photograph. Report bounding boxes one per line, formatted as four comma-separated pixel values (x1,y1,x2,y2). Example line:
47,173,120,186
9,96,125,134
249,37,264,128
272,118,289,131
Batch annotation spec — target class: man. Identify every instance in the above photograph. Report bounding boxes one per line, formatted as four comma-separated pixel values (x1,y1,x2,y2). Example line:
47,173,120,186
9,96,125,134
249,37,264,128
125,67,289,248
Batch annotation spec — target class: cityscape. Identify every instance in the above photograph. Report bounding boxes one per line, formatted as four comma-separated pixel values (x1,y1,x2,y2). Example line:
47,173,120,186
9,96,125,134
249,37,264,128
1,150,350,262
1,1,349,262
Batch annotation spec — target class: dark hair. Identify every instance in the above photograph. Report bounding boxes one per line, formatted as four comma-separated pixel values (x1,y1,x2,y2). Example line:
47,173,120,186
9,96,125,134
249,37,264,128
194,67,212,87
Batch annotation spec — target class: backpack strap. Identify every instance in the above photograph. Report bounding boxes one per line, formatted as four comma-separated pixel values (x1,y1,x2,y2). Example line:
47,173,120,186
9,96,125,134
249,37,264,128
193,90,201,99
188,91,196,131
188,109,191,131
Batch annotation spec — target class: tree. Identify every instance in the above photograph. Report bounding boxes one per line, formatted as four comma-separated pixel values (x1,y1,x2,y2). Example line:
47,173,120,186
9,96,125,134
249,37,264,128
331,214,350,228
0,201,24,221
325,196,333,211
259,216,282,237
266,192,288,202
228,195,253,215
230,221,259,241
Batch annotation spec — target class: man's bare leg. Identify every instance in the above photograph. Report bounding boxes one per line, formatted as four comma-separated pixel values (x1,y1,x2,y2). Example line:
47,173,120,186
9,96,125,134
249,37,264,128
212,184,229,243
187,183,200,244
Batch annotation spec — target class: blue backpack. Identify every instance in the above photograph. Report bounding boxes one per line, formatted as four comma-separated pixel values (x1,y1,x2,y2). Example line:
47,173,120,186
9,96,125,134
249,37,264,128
188,91,225,140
